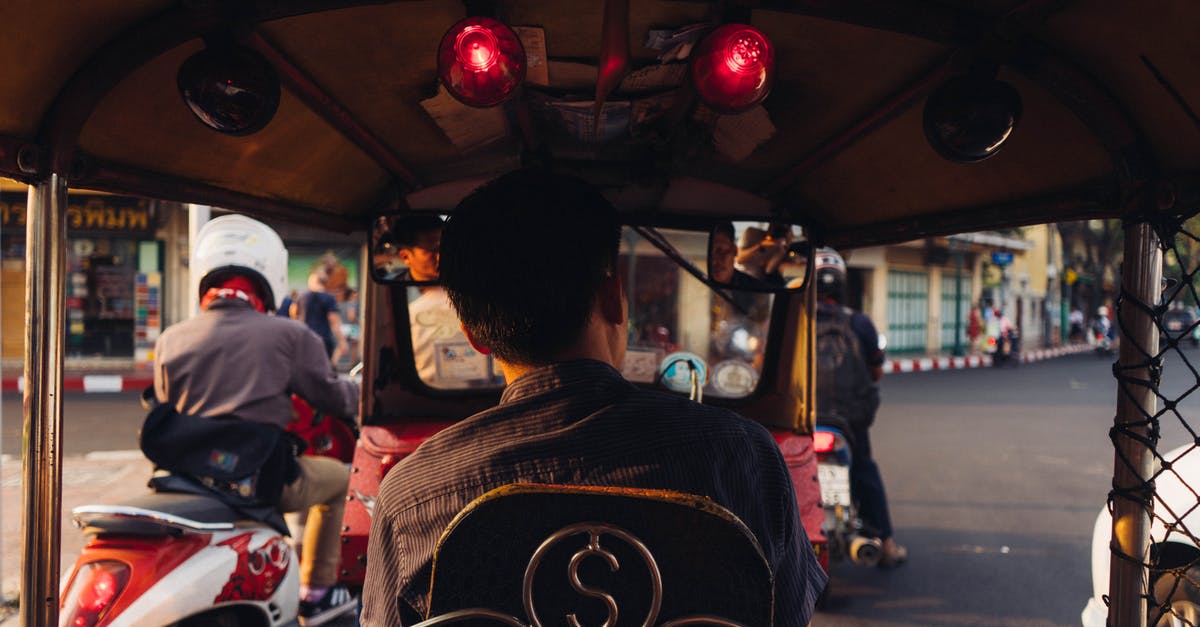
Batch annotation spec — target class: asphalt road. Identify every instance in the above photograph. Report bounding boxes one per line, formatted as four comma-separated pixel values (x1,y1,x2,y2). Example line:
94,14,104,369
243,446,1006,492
0,389,146,456
3,347,1196,626
815,348,1200,627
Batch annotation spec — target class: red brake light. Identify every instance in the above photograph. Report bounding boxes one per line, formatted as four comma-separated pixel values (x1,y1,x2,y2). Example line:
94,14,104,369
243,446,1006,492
813,431,837,454
690,24,775,113
437,17,526,107
61,560,130,627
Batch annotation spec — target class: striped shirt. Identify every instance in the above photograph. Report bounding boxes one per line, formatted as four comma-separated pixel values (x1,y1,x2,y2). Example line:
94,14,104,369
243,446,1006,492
361,359,826,626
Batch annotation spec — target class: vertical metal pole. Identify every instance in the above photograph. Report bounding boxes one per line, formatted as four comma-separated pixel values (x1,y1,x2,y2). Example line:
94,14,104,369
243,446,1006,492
953,249,964,357
1108,221,1161,627
187,203,211,316
20,173,68,627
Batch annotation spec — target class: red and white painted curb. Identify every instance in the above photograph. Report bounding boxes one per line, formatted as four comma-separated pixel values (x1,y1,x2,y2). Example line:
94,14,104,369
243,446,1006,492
1,374,154,393
882,343,1093,374
0,344,1097,392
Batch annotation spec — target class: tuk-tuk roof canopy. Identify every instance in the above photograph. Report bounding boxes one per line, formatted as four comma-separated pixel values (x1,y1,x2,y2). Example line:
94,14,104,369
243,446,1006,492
4,0,1198,247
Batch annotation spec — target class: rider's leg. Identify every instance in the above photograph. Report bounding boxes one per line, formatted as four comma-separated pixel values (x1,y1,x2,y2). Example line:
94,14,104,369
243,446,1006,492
278,456,351,587
849,427,905,564
849,432,892,540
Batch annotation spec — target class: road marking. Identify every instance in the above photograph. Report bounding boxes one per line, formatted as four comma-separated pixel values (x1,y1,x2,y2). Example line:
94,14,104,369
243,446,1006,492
82,375,123,393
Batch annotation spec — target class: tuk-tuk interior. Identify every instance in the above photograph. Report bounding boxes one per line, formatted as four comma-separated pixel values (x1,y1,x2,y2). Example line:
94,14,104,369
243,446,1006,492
6,1,1200,624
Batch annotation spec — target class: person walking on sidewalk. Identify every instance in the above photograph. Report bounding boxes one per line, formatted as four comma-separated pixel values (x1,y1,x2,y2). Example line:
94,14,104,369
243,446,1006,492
813,247,907,567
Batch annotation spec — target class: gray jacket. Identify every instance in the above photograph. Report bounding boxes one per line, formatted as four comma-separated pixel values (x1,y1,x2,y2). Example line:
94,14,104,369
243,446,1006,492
154,298,358,429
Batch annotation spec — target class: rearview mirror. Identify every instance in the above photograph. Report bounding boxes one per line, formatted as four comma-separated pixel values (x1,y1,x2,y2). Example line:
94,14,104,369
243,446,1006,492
707,221,810,292
370,213,446,285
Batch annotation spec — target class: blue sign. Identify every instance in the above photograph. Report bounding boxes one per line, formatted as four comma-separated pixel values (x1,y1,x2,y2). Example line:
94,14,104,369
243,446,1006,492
991,251,1014,266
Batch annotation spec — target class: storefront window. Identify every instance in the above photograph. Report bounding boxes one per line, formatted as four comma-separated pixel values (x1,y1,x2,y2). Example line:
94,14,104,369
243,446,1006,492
1,185,164,362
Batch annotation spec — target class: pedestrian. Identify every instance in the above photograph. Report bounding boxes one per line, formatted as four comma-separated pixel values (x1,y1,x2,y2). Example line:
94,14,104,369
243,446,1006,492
1069,307,1084,343
277,289,299,318
296,266,348,363
813,246,907,567
967,305,983,355
340,287,361,366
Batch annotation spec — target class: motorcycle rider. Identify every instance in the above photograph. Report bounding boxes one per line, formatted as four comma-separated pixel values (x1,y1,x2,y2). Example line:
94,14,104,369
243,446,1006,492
153,214,359,624
813,247,907,566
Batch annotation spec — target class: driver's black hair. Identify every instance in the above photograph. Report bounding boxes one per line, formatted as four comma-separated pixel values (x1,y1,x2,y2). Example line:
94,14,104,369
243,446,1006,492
392,214,444,247
440,168,621,367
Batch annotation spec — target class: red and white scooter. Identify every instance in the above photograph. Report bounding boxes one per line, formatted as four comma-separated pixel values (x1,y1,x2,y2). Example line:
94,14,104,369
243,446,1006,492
59,395,358,627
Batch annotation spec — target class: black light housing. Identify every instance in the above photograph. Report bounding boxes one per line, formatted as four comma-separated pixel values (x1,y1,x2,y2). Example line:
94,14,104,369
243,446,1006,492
923,74,1023,163
177,45,281,135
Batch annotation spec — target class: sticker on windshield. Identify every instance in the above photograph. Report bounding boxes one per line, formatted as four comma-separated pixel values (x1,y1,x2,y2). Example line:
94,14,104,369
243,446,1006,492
709,360,759,397
622,348,663,383
658,352,708,393
434,339,489,381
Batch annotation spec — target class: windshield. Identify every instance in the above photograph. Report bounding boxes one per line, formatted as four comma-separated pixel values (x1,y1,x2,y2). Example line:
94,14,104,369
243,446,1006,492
406,225,777,398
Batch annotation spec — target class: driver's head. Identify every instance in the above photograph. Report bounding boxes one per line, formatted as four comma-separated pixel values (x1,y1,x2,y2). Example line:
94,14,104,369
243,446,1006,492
394,215,444,282
441,169,622,367
710,222,736,284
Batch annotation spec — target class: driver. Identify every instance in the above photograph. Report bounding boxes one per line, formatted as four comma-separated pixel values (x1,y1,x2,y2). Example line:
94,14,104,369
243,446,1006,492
361,169,826,626
153,215,359,624
392,215,492,388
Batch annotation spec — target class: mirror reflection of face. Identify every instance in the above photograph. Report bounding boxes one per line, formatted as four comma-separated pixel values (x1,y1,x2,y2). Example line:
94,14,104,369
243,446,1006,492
399,229,442,282
710,231,736,284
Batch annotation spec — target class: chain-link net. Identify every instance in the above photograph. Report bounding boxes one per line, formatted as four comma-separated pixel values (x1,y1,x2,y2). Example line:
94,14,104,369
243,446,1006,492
1110,214,1200,625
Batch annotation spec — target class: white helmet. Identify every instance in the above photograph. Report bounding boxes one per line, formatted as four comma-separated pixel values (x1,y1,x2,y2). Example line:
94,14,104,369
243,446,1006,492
814,247,847,297
192,214,288,311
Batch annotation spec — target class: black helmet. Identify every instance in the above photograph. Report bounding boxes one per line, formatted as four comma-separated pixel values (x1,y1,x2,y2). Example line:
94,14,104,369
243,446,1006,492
814,247,846,300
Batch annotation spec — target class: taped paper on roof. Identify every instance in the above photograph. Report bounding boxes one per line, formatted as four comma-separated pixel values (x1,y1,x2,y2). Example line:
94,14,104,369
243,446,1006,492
645,24,710,62
513,26,549,87
420,85,510,151
713,106,776,162
619,64,688,94
544,100,631,144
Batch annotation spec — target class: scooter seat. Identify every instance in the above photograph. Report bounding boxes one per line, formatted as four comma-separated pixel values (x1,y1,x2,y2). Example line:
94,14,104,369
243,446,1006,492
74,493,242,536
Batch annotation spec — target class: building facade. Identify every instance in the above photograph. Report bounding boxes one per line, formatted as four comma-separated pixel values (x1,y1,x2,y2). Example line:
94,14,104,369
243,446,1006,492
1,180,365,372
841,224,1061,355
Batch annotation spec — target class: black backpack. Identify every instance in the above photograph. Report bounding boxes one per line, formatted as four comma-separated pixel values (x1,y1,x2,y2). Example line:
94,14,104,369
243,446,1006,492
139,402,305,508
814,303,881,432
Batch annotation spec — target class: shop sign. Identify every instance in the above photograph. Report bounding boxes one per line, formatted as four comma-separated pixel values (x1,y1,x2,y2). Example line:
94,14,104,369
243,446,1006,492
1,196,155,234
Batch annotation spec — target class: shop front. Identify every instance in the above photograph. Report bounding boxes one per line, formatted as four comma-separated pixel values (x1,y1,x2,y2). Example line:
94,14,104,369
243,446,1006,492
1,188,165,367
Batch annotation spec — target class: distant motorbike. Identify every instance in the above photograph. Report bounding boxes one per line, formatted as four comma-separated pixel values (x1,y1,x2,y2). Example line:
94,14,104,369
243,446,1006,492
813,421,882,606
991,328,1021,367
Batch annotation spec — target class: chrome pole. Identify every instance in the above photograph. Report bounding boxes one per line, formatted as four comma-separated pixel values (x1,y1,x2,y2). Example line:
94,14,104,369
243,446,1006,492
20,173,68,627
1108,221,1161,627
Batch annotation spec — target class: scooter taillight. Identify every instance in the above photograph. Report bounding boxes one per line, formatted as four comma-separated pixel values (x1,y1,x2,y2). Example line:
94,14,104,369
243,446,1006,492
813,431,838,454
60,560,130,627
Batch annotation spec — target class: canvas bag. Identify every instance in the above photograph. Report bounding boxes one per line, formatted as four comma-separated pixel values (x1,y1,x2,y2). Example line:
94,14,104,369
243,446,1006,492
139,403,305,507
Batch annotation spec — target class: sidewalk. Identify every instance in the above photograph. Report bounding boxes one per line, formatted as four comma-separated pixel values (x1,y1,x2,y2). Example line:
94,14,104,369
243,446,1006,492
0,452,155,623
882,343,1093,374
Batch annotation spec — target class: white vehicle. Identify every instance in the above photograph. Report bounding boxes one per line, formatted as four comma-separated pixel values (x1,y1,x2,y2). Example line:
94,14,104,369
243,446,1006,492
1083,443,1200,626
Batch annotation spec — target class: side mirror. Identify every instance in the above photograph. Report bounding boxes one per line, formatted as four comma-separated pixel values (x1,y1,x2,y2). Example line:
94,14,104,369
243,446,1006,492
370,213,446,285
706,221,810,293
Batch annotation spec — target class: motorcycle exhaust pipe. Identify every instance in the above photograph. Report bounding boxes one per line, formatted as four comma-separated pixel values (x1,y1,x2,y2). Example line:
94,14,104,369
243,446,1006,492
850,535,883,567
